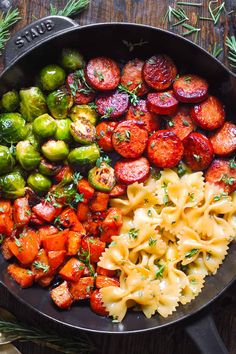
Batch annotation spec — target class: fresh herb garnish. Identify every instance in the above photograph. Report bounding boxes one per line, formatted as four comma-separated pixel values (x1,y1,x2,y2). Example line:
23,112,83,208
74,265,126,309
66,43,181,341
0,8,21,55
155,264,165,278
229,158,236,168
101,107,113,119
168,119,175,127
213,192,228,201
128,228,139,239
148,237,157,246
32,261,49,273
177,1,202,6
118,83,141,106
114,131,131,143
69,69,94,97
177,162,187,177
78,249,95,276
50,0,90,16
182,119,190,126
220,174,235,185
0,234,5,244
72,172,83,184
162,182,169,205
94,69,104,82
193,154,201,162
96,155,111,167
188,192,195,201
165,6,189,26
212,43,223,58
226,36,236,68
185,248,199,258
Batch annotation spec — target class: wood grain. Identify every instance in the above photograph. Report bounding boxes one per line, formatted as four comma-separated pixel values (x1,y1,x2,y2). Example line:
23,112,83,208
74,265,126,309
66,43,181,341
0,1,236,353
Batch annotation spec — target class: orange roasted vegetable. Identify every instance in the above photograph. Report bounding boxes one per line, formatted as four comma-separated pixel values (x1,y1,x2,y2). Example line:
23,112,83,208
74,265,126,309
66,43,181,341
96,266,116,277
59,258,85,282
1,238,13,260
13,197,31,227
8,229,39,265
31,249,50,280
58,208,85,233
90,289,108,316
95,275,120,288
100,207,123,243
7,263,35,288
32,201,62,223
0,214,13,237
50,281,73,309
0,200,12,215
48,250,66,270
38,225,58,243
90,192,109,212
77,202,89,222
69,277,94,300
67,231,82,256
77,178,95,199
42,229,69,252
81,236,106,263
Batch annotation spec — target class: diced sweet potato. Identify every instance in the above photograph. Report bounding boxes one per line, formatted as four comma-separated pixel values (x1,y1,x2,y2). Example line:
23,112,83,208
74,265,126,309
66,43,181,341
81,236,106,263
50,281,73,309
67,231,82,256
42,229,69,252
0,214,13,237
58,208,86,233
31,249,50,280
33,201,62,223
37,274,54,287
48,250,66,270
38,225,58,243
13,197,31,227
90,192,109,212
77,203,90,222
96,266,116,277
7,263,34,288
77,179,95,199
100,207,123,243
8,229,39,265
59,258,85,282
1,237,13,260
95,275,120,288
69,277,94,300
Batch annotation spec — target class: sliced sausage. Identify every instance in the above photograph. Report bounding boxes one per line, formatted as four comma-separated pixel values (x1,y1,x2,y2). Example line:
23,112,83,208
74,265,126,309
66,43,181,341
121,58,149,96
205,158,236,194
173,74,208,103
147,130,184,168
112,120,148,158
167,105,195,140
66,73,95,105
126,99,160,132
210,122,236,156
96,121,118,152
147,91,179,115
85,57,120,91
190,96,225,130
115,157,150,185
183,132,214,171
143,55,177,91
96,91,129,119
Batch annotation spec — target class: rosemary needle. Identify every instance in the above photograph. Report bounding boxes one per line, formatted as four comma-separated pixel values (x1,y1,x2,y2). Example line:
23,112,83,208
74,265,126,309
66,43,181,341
212,43,223,58
50,0,90,17
0,7,21,54
177,2,203,6
226,36,236,68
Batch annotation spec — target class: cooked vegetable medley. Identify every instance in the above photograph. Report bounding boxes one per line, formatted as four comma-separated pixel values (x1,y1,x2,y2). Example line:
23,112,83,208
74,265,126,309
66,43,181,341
0,49,235,318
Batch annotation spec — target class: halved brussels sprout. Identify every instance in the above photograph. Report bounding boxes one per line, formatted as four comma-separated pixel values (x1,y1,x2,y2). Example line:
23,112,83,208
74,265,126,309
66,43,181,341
88,162,115,192
68,144,100,168
27,172,52,195
54,119,72,141
47,88,73,119
70,117,96,145
69,105,97,125
60,49,85,71
16,141,41,171
20,87,47,122
0,145,15,175
0,113,27,144
39,64,66,91
33,114,57,138
38,159,62,176
25,123,41,150
42,140,69,161
0,171,26,199
1,90,19,112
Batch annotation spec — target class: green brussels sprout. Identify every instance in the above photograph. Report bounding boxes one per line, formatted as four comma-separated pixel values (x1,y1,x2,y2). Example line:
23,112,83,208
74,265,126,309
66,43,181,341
47,88,73,120
38,159,62,176
1,90,19,112
60,49,85,71
68,144,100,169
0,113,27,144
0,145,15,175
39,64,66,91
25,124,41,149
16,141,41,171
0,171,26,199
33,114,57,138
13,165,29,180
27,172,52,195
54,119,72,141
70,105,97,125
20,87,47,122
88,162,115,192
70,117,96,145
42,140,69,161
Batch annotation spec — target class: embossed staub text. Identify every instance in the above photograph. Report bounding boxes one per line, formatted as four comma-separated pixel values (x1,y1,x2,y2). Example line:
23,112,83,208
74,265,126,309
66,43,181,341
15,20,55,48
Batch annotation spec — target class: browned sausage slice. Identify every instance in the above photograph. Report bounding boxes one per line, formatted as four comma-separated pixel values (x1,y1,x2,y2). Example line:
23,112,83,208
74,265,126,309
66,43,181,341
183,132,214,171
210,122,236,156
190,96,225,130
85,57,120,91
126,99,160,132
205,158,236,194
147,91,179,115
173,74,208,103
167,105,195,140
143,55,177,91
147,130,184,168
115,157,150,185
121,59,149,96
96,91,129,119
112,120,148,158
66,73,95,105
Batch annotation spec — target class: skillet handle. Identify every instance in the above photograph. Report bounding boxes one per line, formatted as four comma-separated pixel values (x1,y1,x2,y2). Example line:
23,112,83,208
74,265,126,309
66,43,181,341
184,312,228,354
3,15,78,68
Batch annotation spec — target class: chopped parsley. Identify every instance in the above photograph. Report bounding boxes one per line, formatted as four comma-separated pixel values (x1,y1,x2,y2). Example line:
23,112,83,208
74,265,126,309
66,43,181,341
229,158,236,169
128,228,139,239
220,174,236,185
148,237,157,246
168,119,175,127
101,107,113,119
155,264,165,278
94,69,104,82
193,154,201,162
147,209,152,217
182,119,190,126
177,162,187,177
213,192,228,201
184,76,191,83
188,192,195,202
96,155,112,167
0,234,5,244
185,248,199,258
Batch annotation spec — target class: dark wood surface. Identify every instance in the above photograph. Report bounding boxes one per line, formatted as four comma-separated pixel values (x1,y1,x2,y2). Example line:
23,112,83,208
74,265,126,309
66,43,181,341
0,0,236,353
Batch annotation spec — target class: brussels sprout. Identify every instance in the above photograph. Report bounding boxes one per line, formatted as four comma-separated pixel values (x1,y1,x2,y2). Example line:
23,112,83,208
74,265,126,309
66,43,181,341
42,140,69,161
68,144,100,168
60,49,85,71
33,114,57,138
0,171,26,199
1,90,19,112
88,162,115,192
16,141,41,171
69,105,97,125
25,124,41,149
20,87,47,122
13,165,29,180
47,88,73,120
27,172,52,195
38,159,62,176
70,117,96,145
39,65,66,91
54,119,72,141
0,113,27,144
0,145,15,175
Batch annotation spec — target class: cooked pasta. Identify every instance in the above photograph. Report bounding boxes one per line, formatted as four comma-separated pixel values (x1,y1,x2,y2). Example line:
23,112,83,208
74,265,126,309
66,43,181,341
98,169,236,321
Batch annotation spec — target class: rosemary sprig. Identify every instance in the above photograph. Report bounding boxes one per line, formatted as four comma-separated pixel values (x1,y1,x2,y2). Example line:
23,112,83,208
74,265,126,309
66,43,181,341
0,8,21,54
226,36,236,68
118,83,141,106
50,0,90,17
165,6,189,26
208,0,226,25
177,2,203,6
212,43,223,58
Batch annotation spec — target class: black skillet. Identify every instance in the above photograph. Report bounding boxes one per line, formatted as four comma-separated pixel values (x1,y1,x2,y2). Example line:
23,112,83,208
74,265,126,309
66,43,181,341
0,16,235,354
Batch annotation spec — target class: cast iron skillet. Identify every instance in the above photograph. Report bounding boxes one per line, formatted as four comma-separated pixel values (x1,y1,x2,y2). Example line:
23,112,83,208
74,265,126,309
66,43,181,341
0,16,235,354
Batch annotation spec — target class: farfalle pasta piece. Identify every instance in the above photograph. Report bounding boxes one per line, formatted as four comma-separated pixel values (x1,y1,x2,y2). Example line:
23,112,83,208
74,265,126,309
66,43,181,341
180,274,205,305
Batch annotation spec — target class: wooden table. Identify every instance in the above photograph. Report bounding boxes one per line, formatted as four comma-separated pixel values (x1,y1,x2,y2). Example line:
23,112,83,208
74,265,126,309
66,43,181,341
0,0,236,353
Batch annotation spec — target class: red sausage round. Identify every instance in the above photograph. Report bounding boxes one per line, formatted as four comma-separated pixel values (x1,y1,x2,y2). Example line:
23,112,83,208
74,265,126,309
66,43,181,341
183,132,214,171
167,105,195,140
121,58,149,96
115,157,150,185
173,74,208,103
191,96,225,130
143,55,177,91
85,57,120,91
96,91,129,119
112,120,148,158
90,290,108,316
147,130,184,168
147,91,179,115
126,99,160,132
66,73,95,105
210,122,236,156
96,121,118,152
205,158,236,194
